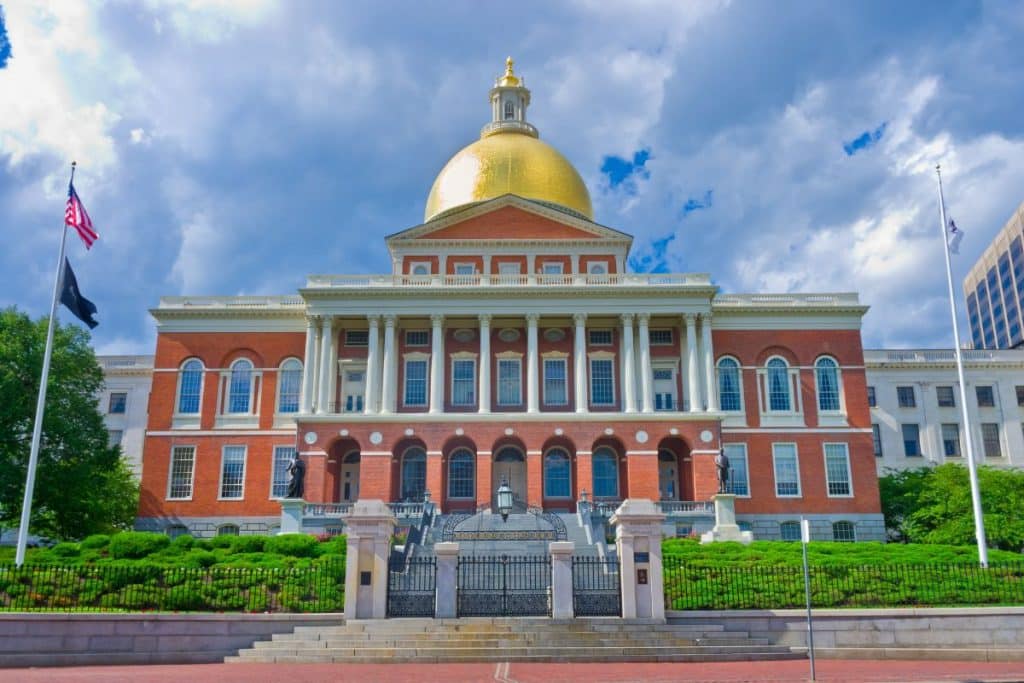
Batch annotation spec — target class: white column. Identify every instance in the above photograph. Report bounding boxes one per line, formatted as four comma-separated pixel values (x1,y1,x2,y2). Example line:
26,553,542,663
574,313,588,413
364,315,380,415
685,314,700,413
429,313,444,414
549,541,575,619
701,313,718,412
621,314,636,413
526,313,539,413
300,316,319,414
638,313,654,414
478,314,491,413
316,316,334,414
380,314,397,414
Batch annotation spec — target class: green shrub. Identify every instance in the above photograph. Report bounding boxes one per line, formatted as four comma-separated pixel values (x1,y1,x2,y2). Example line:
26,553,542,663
229,536,266,554
208,535,234,549
170,534,195,551
50,542,81,559
183,550,217,568
318,536,346,556
264,534,319,558
108,532,170,559
80,534,110,550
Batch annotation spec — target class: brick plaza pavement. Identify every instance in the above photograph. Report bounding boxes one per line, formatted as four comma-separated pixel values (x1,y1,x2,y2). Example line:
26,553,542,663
2,660,1023,683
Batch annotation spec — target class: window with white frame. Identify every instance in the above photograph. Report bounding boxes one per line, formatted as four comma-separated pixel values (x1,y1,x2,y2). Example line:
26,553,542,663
219,446,246,499
780,521,801,541
108,430,123,447
871,424,883,457
498,262,521,276
941,423,961,457
165,524,189,539
167,446,195,499
277,358,302,413
410,262,430,276
403,358,428,406
590,357,615,406
832,521,856,542
544,449,571,498
867,385,877,407
653,367,676,411
717,357,742,412
588,329,612,346
649,329,673,345
982,423,1002,457
541,262,563,274
504,100,514,119
543,357,568,405
772,444,800,497
448,449,475,498
401,448,427,501
345,330,368,347
405,330,429,346
454,263,475,275
217,524,240,536
936,385,955,408
901,423,921,457
227,359,254,414
177,359,203,414
766,358,792,412
723,443,749,496
271,446,294,498
592,447,619,498
497,358,522,406
824,443,852,497
976,385,996,408
451,358,476,406
108,392,127,414
586,261,608,275
815,357,841,412
897,385,916,408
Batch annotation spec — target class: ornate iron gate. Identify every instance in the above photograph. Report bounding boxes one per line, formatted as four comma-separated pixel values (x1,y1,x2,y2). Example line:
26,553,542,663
386,556,436,617
572,556,621,617
457,555,551,617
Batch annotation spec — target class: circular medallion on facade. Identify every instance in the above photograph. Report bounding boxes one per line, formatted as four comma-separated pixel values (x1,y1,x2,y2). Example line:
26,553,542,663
504,427,515,436
498,328,521,342
303,431,318,445
404,428,414,436
554,427,564,436
669,427,680,436
369,431,383,445
604,427,614,436
455,427,465,436
453,328,476,343
700,430,713,443
339,429,349,437
635,430,649,444
543,328,566,342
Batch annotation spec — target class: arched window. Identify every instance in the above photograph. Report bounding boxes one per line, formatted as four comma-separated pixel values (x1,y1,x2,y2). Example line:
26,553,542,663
412,264,429,275
717,358,742,411
217,524,240,536
228,359,253,413
815,357,841,412
277,358,302,414
766,358,791,412
832,521,856,542
448,449,475,499
592,447,619,498
177,359,203,414
544,449,571,498
504,100,515,120
779,521,801,541
401,448,427,501
165,524,189,539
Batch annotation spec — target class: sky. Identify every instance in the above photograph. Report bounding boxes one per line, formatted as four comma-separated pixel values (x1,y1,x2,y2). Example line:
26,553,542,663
2,0,1024,355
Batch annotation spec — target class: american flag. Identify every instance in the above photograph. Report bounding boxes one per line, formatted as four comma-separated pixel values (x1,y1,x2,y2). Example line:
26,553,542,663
65,182,98,249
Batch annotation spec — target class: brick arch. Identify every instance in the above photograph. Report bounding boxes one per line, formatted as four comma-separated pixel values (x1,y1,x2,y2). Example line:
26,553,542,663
540,435,576,455
657,436,694,501
590,436,627,501
491,435,527,457
324,437,361,504
441,435,477,458
390,437,428,502
442,437,478,512
217,347,265,368
754,345,799,367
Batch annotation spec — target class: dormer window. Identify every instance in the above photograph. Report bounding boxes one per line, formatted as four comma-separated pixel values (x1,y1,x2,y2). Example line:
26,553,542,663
504,100,514,120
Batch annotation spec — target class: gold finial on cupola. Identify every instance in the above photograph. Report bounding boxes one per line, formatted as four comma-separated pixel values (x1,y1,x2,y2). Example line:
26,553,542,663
496,56,521,87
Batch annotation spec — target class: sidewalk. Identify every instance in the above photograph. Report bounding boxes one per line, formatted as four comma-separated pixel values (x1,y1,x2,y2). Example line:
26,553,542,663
2,660,1023,683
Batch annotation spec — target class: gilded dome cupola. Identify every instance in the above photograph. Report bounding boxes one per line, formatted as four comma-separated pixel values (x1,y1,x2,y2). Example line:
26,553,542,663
424,58,594,222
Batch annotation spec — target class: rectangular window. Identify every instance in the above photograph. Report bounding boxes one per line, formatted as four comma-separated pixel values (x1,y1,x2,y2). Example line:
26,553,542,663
772,444,801,497
901,423,921,457
451,359,476,406
897,386,916,408
219,446,246,499
108,430,123,447
497,358,522,406
405,330,429,346
976,385,995,408
345,330,368,347
108,392,127,414
1016,386,1024,406
590,358,615,406
723,444,749,496
403,359,428,406
588,329,613,346
866,386,876,407
498,262,521,275
936,386,955,408
541,262,563,274
649,329,673,345
454,263,475,275
941,423,961,457
871,424,882,457
982,423,1002,458
824,443,852,497
167,446,195,500
543,358,568,405
271,446,295,498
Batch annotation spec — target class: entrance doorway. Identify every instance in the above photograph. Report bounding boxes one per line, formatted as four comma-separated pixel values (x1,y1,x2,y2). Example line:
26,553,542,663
658,449,678,500
492,447,526,510
340,451,360,502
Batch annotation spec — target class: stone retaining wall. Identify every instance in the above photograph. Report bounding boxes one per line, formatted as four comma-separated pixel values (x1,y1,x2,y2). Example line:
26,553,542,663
668,607,1024,660
0,613,341,668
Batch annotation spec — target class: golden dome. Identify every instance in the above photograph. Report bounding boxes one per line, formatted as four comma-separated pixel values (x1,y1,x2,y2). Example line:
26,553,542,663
424,132,593,222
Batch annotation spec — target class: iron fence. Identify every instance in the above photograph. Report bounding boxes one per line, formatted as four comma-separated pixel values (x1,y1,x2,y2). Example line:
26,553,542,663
387,555,436,617
572,556,621,617
663,558,1024,610
0,561,346,613
457,555,551,617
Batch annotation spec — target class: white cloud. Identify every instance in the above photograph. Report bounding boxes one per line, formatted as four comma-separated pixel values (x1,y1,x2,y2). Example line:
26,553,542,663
140,0,279,43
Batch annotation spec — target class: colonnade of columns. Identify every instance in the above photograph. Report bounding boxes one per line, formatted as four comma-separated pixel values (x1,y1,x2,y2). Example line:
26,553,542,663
300,311,717,415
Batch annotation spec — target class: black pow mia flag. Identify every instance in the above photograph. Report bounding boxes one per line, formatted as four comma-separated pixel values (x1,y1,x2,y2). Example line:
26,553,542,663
60,258,98,329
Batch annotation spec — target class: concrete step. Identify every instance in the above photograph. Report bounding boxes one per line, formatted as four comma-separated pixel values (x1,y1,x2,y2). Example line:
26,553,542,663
257,635,771,649
236,644,799,657
229,649,803,664
282,626,734,639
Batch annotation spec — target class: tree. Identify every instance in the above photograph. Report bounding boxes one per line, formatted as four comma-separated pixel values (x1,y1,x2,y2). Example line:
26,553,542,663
879,463,1024,552
0,307,137,540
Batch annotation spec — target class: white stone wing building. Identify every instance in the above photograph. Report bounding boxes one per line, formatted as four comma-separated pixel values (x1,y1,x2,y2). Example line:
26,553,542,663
98,355,153,476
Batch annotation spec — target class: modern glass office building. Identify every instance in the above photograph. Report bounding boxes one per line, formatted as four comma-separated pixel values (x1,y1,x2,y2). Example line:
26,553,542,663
964,202,1024,349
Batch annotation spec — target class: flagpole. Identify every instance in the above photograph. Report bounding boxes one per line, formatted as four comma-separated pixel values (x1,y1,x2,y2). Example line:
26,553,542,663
14,162,76,567
936,164,989,568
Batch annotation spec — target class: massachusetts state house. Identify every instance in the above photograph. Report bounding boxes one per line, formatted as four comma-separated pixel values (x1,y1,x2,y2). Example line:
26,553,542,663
137,59,884,542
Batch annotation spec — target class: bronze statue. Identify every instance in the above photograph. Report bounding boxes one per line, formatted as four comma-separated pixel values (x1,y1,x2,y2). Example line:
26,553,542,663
714,451,730,494
286,454,306,499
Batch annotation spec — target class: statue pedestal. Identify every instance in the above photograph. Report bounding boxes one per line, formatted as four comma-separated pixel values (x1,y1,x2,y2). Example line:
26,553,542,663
279,498,304,535
700,494,753,544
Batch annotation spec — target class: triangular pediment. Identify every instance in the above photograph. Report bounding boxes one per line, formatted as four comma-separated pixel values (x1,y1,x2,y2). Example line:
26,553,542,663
386,195,632,244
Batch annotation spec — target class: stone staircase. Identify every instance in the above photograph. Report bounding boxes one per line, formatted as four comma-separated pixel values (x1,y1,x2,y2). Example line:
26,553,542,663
227,618,805,663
